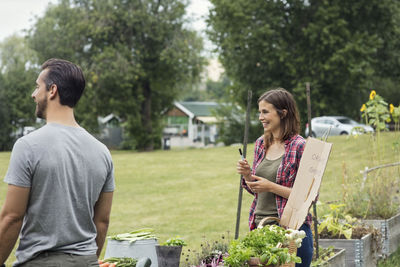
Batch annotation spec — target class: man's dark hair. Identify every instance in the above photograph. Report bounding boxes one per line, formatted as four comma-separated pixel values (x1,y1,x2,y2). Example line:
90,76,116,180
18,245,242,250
41,58,85,108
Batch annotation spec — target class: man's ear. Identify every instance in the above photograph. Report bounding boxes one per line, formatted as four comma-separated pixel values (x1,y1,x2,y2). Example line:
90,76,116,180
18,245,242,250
48,84,58,100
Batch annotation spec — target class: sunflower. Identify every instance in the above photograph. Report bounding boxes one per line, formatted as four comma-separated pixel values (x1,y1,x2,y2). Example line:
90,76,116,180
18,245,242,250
390,104,394,114
369,90,376,100
360,104,366,112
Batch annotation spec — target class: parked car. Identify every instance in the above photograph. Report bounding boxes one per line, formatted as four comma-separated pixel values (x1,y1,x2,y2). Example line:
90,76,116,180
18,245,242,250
305,116,374,137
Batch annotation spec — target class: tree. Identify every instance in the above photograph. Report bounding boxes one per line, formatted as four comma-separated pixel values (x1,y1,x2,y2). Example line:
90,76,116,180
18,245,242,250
0,35,38,150
206,74,230,101
208,0,400,127
0,73,13,150
29,0,205,150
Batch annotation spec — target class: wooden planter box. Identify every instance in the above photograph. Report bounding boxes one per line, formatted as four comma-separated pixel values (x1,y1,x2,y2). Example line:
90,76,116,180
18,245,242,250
362,212,400,257
314,248,346,267
319,234,376,267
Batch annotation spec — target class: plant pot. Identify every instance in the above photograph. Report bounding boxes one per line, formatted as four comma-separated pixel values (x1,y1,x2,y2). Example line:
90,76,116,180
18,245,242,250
105,238,158,267
362,212,400,257
248,257,276,267
319,233,376,267
155,245,182,267
314,248,346,267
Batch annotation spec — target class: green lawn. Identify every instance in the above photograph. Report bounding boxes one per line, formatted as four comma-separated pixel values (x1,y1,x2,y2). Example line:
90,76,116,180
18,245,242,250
0,132,399,266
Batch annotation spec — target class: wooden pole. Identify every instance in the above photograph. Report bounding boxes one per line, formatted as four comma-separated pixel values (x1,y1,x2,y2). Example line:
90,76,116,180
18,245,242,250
235,90,252,239
306,83,312,138
306,82,319,259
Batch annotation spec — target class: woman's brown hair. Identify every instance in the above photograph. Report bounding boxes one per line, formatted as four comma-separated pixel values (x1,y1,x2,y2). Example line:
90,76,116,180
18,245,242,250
257,88,300,150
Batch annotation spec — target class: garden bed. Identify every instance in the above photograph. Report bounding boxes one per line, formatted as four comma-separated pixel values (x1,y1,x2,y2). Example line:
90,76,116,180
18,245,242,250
313,248,346,267
319,233,375,267
362,213,400,257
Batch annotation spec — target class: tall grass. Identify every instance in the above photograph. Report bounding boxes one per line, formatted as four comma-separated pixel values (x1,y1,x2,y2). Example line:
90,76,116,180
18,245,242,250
0,132,398,266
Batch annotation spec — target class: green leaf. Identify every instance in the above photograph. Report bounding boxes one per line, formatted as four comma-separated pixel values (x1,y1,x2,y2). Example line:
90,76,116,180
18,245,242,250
343,228,353,239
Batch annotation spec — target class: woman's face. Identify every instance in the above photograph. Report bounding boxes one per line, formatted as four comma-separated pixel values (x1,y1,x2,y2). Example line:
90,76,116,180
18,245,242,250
258,100,282,136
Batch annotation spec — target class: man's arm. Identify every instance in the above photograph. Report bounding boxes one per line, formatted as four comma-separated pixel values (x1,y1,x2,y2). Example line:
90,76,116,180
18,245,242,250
0,185,30,265
93,191,113,257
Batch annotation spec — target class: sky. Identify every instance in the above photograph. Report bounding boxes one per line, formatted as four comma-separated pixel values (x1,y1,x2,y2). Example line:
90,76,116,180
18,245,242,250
0,0,58,41
0,0,222,79
0,0,213,43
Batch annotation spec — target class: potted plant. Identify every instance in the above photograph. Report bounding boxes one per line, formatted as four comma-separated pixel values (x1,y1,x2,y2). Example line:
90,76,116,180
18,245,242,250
184,233,230,267
224,224,305,267
156,236,187,267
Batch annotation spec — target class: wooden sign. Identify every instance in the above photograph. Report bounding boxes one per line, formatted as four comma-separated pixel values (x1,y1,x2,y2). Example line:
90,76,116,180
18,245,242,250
280,137,332,229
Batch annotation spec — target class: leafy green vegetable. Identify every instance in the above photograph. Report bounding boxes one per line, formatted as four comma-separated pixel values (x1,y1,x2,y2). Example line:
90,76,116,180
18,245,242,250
103,257,137,267
318,203,356,239
311,246,335,266
162,236,187,246
224,225,302,267
108,228,157,243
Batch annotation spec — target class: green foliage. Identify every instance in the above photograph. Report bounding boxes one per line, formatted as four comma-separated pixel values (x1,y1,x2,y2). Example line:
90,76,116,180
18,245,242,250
378,245,400,267
0,75,13,150
343,165,400,219
28,0,205,151
0,35,38,150
183,233,230,266
162,237,187,247
318,203,356,239
213,102,263,146
224,239,254,267
391,104,400,124
361,90,390,131
224,225,302,267
311,246,336,267
344,92,400,219
205,75,230,101
207,0,400,125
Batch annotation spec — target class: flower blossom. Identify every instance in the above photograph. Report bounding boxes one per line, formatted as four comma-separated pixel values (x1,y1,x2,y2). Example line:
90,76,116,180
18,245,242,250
369,90,376,100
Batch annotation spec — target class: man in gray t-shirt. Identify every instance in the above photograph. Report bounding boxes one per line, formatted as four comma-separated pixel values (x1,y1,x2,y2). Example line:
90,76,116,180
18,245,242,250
0,59,115,266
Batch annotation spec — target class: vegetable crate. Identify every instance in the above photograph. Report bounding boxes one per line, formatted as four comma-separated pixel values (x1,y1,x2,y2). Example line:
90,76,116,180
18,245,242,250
362,212,400,257
105,239,158,267
319,233,375,267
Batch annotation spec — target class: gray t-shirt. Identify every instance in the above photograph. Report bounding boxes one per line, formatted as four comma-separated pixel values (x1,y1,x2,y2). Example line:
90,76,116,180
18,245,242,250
4,123,115,265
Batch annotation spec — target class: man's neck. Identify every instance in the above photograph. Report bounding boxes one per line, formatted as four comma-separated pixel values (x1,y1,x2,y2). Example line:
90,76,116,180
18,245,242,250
45,106,79,127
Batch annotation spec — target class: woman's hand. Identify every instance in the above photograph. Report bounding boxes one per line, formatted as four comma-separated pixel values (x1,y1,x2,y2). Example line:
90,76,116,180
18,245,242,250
236,159,251,181
245,175,273,193
246,175,292,198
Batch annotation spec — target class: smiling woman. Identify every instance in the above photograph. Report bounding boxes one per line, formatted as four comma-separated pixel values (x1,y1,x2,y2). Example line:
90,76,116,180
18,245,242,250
236,88,313,267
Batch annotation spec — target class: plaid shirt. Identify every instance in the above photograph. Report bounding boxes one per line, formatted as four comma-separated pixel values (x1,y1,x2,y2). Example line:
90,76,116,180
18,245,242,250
242,134,312,230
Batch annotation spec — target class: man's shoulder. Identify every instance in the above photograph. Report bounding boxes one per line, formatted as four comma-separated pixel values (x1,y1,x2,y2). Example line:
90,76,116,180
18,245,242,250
17,124,50,144
78,128,112,157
